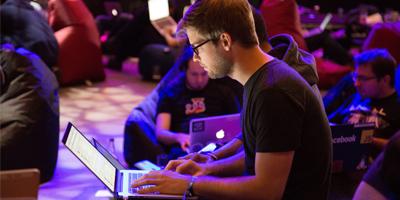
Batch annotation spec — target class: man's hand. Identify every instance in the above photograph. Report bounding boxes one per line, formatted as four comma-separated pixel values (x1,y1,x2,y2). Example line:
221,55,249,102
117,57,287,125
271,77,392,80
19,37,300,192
165,159,209,176
175,133,190,152
131,170,191,195
179,152,214,163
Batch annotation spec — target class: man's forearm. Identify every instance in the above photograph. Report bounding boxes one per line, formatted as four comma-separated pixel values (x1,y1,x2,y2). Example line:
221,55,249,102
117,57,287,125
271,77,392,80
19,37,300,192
156,129,179,145
193,175,274,200
212,138,243,160
205,151,245,177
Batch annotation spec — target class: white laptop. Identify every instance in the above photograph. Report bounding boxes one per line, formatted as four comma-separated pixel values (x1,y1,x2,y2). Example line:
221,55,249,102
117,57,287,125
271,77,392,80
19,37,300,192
319,13,333,31
148,0,177,35
189,113,241,152
62,122,185,199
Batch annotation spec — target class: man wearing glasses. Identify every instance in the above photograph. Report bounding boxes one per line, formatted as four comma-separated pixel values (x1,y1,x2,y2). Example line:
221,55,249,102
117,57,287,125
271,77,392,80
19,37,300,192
132,0,332,199
329,49,400,152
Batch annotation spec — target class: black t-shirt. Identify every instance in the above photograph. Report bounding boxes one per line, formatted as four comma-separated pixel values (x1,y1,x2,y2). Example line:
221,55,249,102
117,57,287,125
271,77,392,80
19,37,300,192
329,92,400,139
242,59,332,200
157,77,241,134
363,131,400,199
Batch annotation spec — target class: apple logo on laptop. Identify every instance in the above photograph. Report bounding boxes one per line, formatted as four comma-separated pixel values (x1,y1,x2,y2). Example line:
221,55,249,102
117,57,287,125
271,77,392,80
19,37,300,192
216,129,225,139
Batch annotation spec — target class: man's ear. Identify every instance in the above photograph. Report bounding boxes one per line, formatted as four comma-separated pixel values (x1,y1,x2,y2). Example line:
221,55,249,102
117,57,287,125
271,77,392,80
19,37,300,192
220,33,232,51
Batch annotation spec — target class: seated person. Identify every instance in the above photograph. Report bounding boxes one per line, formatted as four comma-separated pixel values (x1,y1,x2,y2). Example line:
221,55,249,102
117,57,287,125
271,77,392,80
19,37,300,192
353,130,400,200
329,49,400,152
0,0,59,69
105,0,191,70
0,45,59,183
155,47,241,160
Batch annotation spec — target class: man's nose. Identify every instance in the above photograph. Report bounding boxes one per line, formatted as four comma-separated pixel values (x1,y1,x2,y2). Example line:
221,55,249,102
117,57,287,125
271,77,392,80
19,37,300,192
193,54,200,62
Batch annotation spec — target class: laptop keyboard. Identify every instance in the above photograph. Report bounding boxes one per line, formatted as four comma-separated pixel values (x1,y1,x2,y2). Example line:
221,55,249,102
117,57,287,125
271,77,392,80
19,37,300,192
127,171,153,194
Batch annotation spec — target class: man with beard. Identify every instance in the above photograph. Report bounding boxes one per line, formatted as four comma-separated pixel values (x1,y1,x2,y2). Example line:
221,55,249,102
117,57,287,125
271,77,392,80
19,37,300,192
132,1,332,199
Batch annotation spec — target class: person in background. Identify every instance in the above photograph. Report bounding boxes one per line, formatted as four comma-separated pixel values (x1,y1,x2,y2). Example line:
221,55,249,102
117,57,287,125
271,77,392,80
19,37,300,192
132,1,332,199
0,0,59,69
329,49,400,153
353,130,400,200
155,46,241,160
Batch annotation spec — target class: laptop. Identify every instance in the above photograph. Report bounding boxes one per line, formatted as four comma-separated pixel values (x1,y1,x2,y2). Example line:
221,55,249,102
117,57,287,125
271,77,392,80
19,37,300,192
331,123,375,173
189,113,241,152
319,13,333,31
62,122,185,199
104,1,122,17
148,0,177,35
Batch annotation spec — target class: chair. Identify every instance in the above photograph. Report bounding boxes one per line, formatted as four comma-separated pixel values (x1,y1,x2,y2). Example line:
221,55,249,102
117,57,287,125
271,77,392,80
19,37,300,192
48,0,105,86
0,169,40,199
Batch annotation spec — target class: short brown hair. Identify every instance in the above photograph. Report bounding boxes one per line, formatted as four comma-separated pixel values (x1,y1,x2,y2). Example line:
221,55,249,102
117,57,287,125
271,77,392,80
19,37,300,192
355,49,397,87
179,0,259,48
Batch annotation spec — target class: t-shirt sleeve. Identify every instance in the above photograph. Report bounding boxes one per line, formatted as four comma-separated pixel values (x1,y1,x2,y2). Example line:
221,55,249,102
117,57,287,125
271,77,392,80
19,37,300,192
362,153,393,199
157,93,174,114
254,88,304,152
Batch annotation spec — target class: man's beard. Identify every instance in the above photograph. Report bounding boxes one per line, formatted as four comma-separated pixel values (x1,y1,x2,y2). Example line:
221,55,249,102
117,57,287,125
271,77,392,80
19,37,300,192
207,56,233,79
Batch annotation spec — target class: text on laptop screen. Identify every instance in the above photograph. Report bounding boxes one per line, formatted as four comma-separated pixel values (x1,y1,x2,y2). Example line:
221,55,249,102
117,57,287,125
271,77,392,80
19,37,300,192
65,126,117,191
148,0,170,21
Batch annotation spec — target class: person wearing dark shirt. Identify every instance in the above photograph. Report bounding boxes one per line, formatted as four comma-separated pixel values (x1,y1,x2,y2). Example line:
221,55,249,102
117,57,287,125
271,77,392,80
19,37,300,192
353,131,400,200
0,0,59,68
155,47,241,160
132,1,332,199
329,49,400,150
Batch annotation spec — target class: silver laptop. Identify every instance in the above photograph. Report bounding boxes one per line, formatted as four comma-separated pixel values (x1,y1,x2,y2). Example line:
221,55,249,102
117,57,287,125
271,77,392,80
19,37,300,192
62,122,184,199
319,13,333,31
189,113,241,152
148,0,177,35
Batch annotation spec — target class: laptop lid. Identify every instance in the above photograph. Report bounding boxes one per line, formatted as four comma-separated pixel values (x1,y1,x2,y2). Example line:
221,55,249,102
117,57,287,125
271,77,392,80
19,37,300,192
93,138,125,171
63,123,187,199
331,123,375,172
148,0,177,34
62,123,118,193
148,0,170,21
189,113,241,152
319,13,332,31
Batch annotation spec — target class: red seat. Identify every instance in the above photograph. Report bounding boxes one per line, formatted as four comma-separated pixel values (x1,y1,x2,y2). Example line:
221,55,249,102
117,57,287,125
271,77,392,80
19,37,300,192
48,0,105,86
362,22,400,63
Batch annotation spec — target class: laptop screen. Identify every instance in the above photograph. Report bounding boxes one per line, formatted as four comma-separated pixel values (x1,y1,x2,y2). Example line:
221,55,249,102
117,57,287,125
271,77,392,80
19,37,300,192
148,0,170,21
319,13,332,31
93,138,125,171
63,123,117,192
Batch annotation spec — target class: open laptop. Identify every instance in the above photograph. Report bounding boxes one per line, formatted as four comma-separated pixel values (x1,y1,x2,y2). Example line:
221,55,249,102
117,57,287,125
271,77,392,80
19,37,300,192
319,13,333,31
331,123,375,173
148,0,177,35
62,122,185,199
189,113,241,152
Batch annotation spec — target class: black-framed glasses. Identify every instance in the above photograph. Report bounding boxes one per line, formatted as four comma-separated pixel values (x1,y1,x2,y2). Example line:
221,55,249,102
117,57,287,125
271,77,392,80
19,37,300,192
352,72,377,82
191,39,213,56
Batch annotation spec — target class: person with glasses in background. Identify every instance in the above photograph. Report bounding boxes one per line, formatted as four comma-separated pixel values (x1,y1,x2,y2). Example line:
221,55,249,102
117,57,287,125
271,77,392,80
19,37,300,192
132,0,332,199
154,46,241,161
329,49,400,154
